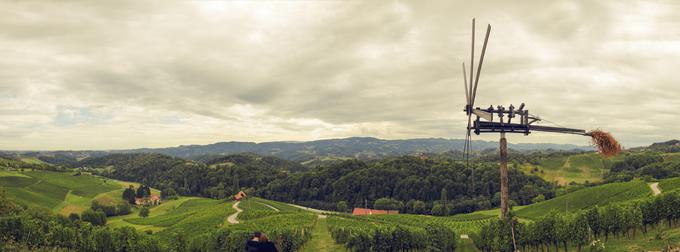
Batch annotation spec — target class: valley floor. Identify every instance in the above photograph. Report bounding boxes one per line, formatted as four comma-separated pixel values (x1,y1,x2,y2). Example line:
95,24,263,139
6,168,680,251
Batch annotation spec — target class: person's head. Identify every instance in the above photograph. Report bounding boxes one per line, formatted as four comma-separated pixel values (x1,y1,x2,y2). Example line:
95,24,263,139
252,231,261,241
259,233,269,242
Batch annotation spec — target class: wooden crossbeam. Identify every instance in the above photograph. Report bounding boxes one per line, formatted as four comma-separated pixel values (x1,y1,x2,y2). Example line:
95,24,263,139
472,121,586,135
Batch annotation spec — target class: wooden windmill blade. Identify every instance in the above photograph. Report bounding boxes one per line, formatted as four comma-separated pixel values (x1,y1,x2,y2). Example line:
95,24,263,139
463,63,470,107
469,18,475,108
463,62,471,161
462,19,493,196
470,24,491,107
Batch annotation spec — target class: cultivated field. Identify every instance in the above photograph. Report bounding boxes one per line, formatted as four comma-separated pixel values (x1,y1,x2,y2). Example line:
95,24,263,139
520,153,618,185
0,168,120,214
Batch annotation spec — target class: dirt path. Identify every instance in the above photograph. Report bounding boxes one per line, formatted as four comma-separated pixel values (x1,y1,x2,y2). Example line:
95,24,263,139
286,203,336,215
227,201,242,224
25,179,43,188
259,202,280,212
650,182,661,196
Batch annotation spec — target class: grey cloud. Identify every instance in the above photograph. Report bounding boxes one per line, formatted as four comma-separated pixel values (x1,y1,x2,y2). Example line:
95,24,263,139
0,0,679,149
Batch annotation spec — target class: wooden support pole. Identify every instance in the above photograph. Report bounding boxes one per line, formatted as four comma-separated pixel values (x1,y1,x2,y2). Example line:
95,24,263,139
500,132,509,218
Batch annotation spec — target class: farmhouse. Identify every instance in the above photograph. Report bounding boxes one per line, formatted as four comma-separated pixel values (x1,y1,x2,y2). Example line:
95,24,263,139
135,195,161,206
234,191,247,201
352,208,399,216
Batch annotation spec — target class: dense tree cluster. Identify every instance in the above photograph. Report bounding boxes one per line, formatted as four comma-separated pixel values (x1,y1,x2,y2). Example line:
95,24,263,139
373,197,404,211
85,153,294,200
161,187,179,200
122,186,137,204
0,191,163,251
260,157,555,214
91,200,131,217
645,140,680,153
0,156,63,171
81,209,108,226
35,153,80,167
136,185,152,198
605,153,680,181
474,191,680,251
85,153,554,214
476,150,586,166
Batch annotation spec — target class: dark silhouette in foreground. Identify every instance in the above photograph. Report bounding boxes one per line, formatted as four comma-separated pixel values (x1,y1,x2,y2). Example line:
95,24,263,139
245,231,278,252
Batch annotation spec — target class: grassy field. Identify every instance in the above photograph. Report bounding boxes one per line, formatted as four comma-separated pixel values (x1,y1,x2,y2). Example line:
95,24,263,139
515,180,651,219
521,153,612,185
19,157,47,164
301,217,348,252
663,153,680,162
659,177,680,192
107,196,197,232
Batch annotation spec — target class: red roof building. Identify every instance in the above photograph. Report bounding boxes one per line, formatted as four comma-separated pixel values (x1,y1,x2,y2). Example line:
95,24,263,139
352,208,399,216
135,195,161,206
234,191,247,201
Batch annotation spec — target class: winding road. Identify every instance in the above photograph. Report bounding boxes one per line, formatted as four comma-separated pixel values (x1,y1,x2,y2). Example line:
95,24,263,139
286,203,334,214
286,203,335,218
227,201,242,224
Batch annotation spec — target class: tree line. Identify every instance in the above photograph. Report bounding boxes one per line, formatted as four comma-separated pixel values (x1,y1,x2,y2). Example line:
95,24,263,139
606,153,680,182
79,153,557,215
260,156,555,214
473,191,680,251
0,156,65,172
85,153,297,201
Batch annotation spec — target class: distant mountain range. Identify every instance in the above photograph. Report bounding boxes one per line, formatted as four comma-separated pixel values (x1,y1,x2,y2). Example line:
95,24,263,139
630,139,680,152
121,137,592,162
1,137,596,164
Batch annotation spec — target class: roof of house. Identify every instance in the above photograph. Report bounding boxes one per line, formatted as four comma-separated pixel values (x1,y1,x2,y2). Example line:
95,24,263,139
234,191,246,198
352,208,399,215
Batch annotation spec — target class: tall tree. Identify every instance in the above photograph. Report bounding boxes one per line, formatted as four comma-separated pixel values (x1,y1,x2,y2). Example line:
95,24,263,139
139,207,150,218
123,185,136,204
440,188,449,215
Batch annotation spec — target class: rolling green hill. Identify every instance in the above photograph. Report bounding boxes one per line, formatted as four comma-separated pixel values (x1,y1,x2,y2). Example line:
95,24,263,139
6,160,680,251
514,180,651,219
520,153,623,185
0,168,120,214
0,168,317,249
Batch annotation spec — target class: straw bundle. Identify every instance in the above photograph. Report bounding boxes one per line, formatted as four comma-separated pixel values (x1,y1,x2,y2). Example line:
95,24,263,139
587,130,621,157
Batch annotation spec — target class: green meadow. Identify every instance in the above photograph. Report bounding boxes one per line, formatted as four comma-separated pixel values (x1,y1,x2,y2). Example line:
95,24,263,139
520,153,622,185
515,180,651,219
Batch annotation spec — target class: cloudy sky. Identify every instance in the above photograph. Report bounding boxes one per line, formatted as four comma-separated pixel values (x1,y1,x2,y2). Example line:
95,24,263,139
1,0,679,150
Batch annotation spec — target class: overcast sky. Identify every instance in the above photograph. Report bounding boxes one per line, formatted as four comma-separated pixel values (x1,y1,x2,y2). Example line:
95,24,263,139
1,0,679,150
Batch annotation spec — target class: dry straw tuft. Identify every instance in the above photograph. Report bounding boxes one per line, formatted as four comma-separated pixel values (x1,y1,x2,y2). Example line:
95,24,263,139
588,130,622,157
